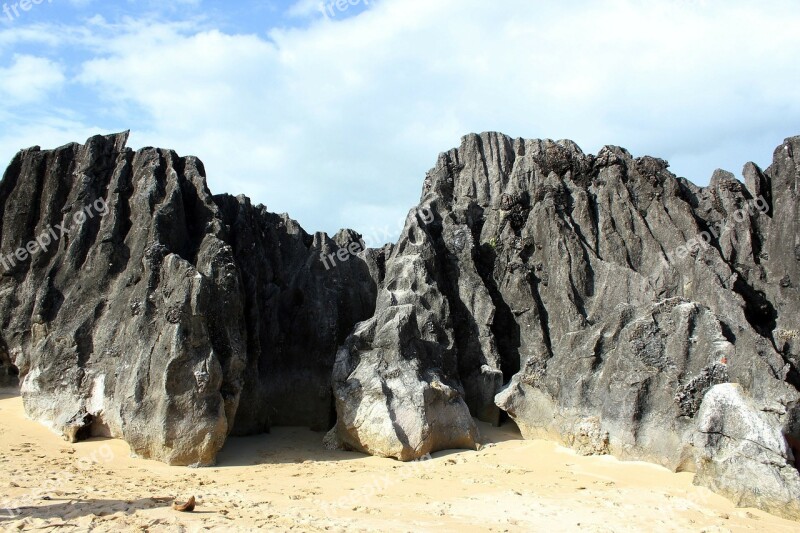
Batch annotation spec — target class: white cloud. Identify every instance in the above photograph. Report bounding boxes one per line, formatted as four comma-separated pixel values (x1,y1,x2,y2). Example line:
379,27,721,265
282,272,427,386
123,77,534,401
287,0,323,18
0,54,64,103
1,0,799,239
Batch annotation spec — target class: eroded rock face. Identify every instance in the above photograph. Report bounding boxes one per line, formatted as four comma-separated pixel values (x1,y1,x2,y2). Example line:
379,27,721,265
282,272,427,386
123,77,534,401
331,215,478,459
693,384,800,519
0,133,246,465
494,298,795,473
2,131,800,520
0,133,376,465
331,132,800,519
212,197,379,435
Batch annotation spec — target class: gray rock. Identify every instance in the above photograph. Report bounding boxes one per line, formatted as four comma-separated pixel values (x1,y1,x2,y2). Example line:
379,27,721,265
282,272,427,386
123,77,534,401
0,133,375,465
0,133,251,465
212,197,378,435
693,383,800,519
0,338,18,386
396,132,800,518
331,210,478,459
2,130,800,521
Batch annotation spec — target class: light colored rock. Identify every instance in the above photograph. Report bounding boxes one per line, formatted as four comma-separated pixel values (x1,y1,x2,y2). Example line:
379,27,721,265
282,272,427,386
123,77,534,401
693,383,800,520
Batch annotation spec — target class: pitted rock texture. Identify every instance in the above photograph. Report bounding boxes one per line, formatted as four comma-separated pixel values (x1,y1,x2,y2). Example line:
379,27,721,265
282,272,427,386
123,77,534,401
2,131,800,520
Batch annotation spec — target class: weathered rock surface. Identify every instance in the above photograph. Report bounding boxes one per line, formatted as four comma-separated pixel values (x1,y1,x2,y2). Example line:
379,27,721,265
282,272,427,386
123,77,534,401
0,132,245,465
331,211,478,459
330,132,800,519
1,131,799,520
693,383,800,519
213,197,378,435
0,132,375,465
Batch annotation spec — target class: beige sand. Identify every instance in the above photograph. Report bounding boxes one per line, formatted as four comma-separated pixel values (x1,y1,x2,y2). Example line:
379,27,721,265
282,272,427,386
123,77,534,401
1,388,798,532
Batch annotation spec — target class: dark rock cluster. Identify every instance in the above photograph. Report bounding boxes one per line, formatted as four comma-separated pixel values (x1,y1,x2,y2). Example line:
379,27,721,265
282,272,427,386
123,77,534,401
1,131,798,519
0,132,376,465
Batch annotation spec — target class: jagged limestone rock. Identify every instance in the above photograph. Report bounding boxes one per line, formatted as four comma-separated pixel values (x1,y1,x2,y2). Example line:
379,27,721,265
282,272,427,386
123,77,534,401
2,131,799,520
407,132,800,518
0,133,375,465
332,212,478,459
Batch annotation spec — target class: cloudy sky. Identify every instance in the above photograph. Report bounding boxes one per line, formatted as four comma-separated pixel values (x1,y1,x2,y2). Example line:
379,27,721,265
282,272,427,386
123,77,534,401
0,0,798,244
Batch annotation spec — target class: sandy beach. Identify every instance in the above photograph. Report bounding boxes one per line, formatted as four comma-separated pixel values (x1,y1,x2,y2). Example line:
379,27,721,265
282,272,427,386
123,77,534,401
0,388,797,532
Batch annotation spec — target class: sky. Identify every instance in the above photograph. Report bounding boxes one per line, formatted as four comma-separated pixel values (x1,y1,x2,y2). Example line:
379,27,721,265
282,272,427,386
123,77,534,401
0,0,798,245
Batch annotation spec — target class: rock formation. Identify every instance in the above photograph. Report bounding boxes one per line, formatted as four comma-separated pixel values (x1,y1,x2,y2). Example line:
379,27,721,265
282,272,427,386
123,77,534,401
0,131,798,519
0,132,376,465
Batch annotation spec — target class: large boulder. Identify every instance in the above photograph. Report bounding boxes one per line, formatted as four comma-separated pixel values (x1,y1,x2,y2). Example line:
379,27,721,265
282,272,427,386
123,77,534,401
693,383,800,519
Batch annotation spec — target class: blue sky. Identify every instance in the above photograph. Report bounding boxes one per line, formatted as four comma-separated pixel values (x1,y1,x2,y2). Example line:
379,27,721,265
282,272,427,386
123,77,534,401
1,0,799,245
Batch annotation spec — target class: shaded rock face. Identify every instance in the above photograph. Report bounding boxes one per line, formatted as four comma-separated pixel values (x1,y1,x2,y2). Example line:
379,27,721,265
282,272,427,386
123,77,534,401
213,197,379,435
328,132,800,519
0,341,18,386
0,133,376,465
2,131,800,520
